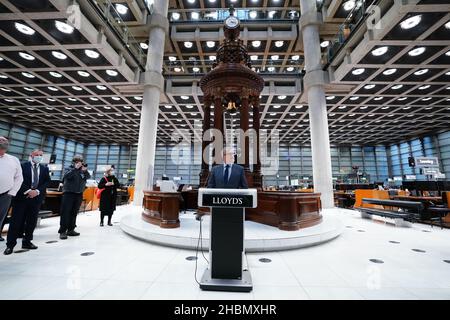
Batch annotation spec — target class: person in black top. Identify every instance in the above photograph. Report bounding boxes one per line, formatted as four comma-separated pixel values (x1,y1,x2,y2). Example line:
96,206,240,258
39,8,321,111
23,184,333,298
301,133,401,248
98,167,119,227
58,155,90,239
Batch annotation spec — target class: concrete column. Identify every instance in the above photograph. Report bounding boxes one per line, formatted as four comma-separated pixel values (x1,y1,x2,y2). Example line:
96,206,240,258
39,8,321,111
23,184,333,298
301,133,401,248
299,0,334,208
133,0,169,206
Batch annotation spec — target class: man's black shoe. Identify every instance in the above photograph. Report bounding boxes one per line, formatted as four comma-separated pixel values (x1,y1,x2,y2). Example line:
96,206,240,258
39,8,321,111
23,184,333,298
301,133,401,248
67,230,80,236
3,247,13,255
60,232,68,240
22,243,38,250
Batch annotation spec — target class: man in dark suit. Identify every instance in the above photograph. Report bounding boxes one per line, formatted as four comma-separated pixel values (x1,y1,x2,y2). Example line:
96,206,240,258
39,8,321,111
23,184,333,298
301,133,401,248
4,150,50,255
207,147,248,189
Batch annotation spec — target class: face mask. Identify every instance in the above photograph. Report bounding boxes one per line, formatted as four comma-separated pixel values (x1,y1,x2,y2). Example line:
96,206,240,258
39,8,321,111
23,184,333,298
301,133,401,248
32,156,43,164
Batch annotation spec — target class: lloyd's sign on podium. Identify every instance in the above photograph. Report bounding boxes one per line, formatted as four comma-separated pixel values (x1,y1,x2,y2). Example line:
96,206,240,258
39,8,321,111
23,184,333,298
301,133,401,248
201,192,256,208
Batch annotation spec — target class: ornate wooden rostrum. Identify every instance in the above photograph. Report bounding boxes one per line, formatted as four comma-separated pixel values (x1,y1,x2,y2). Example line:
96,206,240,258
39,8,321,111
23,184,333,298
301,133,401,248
199,7,264,188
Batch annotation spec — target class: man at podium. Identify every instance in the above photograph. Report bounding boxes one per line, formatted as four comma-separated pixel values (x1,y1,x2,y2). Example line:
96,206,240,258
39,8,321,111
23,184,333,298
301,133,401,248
207,147,248,189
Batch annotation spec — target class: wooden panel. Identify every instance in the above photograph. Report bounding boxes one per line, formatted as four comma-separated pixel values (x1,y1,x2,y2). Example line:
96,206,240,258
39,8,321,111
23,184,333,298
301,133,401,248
354,190,389,209
142,191,180,228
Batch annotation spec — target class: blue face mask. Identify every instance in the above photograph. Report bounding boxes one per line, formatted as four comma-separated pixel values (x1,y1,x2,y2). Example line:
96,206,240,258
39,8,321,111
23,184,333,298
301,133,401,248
32,156,43,164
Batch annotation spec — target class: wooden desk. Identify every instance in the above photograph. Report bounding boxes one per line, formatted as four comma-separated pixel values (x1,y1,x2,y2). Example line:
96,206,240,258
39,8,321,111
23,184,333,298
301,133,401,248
142,191,180,228
42,191,63,215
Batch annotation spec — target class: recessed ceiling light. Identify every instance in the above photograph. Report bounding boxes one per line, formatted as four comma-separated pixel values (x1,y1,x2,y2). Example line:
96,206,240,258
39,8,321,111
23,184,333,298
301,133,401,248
400,15,422,30
343,0,356,11
374,97,383,101
326,96,335,100
174,67,182,72
0,74,7,79
14,22,35,35
249,11,257,19
115,4,128,15
209,56,216,61
445,21,450,30
292,55,300,60
271,55,279,61
320,40,330,48
278,95,286,100
408,47,426,56
19,52,35,60
274,41,284,48
106,69,118,77
250,55,258,61
371,46,388,56
49,71,62,78
84,49,99,59
391,84,403,90
68,98,77,101
252,40,261,48
187,0,195,3
352,68,365,75
338,106,347,109
111,97,120,101
445,50,450,56
418,85,430,90
359,106,368,110
96,85,107,90
48,86,58,91
350,96,359,100
181,95,189,100
140,42,148,49
90,97,99,101
414,69,429,76
273,105,281,109
267,67,275,72
24,87,34,92
72,86,83,91
21,72,34,78
0,57,3,61
51,51,67,60
77,71,90,77
383,68,397,76
55,21,74,34
192,67,200,72
398,97,407,101
206,41,215,48
172,12,180,20
268,11,276,18
168,56,177,62
364,84,376,89
46,98,55,102
381,106,389,110
184,41,193,48
134,96,143,100
422,97,432,101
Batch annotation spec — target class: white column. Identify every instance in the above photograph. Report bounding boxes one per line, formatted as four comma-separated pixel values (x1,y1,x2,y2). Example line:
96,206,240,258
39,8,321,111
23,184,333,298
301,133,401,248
133,0,169,206
299,0,334,208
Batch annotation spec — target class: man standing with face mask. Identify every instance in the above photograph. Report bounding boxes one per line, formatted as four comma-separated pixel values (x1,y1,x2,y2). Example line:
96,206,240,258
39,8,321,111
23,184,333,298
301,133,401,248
0,137,23,243
4,150,50,255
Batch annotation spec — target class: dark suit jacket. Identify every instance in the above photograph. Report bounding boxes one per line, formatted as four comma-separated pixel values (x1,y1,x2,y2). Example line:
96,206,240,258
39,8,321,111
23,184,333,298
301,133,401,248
15,162,51,202
207,164,248,189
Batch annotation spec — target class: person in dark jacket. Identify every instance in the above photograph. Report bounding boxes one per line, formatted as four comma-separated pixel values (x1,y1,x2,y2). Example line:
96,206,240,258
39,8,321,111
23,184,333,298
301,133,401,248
4,150,50,255
207,147,248,189
98,167,119,226
58,155,90,240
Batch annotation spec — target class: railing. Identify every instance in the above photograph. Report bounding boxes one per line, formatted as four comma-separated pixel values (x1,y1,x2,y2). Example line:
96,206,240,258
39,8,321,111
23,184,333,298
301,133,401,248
89,0,147,69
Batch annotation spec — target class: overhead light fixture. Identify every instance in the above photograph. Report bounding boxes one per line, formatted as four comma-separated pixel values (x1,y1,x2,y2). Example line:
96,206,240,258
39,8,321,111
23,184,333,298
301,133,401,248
24,87,34,92
278,95,286,100
96,85,107,90
187,0,195,3
414,69,428,75
115,4,128,15
383,68,397,75
55,21,74,34
391,84,403,90
0,74,7,79
85,49,99,59
267,67,275,72
181,95,189,100
286,67,294,72
174,67,182,72
191,12,199,20
140,42,148,49
106,69,118,77
445,21,450,30
77,71,90,77
48,86,58,91
371,46,388,56
90,97,98,101
320,40,330,48
0,87,11,92
338,106,347,109
350,96,359,101
271,55,279,61
168,56,177,62
292,55,300,60
134,96,143,100
343,0,356,11
252,40,261,48
192,67,200,72
274,41,284,48
14,22,35,35
326,96,335,100
364,84,376,89
445,50,450,56
72,86,83,91
51,51,67,60
21,72,35,78
398,97,407,101
111,97,120,101
68,98,77,101
19,52,35,60
408,47,425,56
374,97,383,101
273,105,281,109
49,71,62,78
206,41,215,48
400,15,422,30
418,85,430,90
172,12,180,20
422,97,432,101
250,55,258,61
352,68,365,75
249,11,257,19
209,56,216,61
295,105,303,109
184,41,193,48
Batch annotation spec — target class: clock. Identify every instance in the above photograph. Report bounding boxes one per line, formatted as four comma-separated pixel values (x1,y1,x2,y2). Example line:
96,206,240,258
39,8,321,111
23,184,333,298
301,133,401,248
225,16,239,29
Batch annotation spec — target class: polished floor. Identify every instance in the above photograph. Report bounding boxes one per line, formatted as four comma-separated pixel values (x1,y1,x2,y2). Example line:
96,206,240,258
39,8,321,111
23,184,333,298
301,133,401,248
0,205,449,300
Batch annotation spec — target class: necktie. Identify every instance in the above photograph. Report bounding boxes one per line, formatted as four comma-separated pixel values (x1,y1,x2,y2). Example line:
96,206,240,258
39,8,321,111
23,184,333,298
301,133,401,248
224,165,229,184
32,164,39,189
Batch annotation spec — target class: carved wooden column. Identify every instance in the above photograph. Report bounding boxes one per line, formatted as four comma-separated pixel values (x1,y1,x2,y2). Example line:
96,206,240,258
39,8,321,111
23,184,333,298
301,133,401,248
200,96,212,186
213,93,224,163
252,96,262,188
240,92,250,172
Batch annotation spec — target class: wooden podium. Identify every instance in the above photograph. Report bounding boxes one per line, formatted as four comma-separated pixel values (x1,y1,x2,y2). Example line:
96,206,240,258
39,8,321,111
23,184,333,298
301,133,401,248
197,188,257,292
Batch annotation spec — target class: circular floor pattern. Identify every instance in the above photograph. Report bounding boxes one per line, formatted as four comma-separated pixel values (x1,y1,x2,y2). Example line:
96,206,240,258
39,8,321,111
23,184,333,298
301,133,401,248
389,241,400,244
259,258,272,263
357,230,365,232
369,259,384,264
80,252,95,256
412,249,426,253
45,240,58,244
444,260,450,264
14,249,29,253
345,226,353,228
120,208,344,252
422,230,431,233
185,256,198,261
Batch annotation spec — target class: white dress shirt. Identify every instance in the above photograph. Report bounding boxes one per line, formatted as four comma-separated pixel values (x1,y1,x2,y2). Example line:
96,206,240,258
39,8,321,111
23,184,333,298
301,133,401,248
0,153,23,196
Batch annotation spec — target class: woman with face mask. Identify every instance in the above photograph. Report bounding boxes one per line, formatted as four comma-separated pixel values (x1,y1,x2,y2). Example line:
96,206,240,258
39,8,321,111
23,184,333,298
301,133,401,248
97,167,119,226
